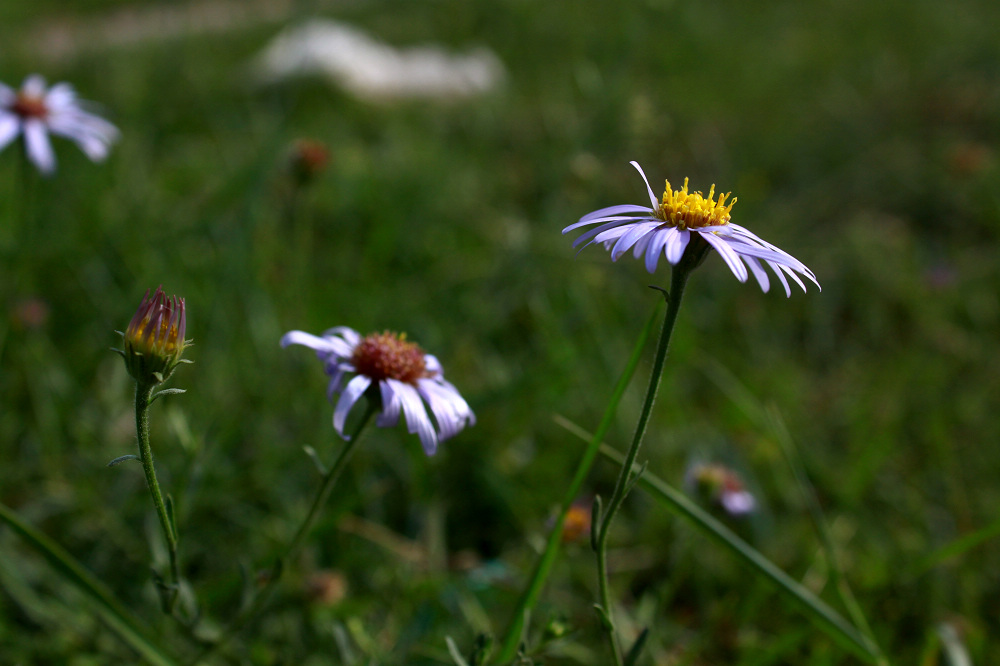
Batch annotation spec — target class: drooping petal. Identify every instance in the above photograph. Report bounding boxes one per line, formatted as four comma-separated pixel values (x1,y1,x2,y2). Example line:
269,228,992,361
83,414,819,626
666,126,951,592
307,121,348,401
377,379,402,427
392,380,438,455
741,255,771,293
418,378,475,442
699,231,749,282
644,228,670,273
333,375,371,437
23,120,55,175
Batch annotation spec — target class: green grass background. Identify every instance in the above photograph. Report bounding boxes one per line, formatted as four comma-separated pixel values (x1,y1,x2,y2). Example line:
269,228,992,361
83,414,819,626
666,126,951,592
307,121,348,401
1,0,999,663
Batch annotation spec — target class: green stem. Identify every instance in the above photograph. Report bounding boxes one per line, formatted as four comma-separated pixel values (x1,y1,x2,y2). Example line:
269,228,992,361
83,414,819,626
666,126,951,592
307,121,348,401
135,381,181,613
192,400,376,664
494,305,661,662
587,438,881,664
594,264,691,664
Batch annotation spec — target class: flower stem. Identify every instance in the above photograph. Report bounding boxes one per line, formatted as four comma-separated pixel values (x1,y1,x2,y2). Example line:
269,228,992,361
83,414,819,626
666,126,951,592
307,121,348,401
593,263,691,664
135,381,181,614
493,305,661,662
191,401,376,664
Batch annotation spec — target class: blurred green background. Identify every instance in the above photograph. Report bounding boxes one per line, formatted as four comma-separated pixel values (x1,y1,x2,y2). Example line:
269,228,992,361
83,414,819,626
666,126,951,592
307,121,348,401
1,0,999,663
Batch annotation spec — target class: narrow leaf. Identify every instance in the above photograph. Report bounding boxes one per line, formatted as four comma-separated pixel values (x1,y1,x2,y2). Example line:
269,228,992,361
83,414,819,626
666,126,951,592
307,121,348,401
107,454,140,467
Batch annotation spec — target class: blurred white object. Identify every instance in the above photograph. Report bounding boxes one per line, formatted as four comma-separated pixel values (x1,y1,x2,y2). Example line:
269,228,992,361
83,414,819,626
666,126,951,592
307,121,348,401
255,19,505,101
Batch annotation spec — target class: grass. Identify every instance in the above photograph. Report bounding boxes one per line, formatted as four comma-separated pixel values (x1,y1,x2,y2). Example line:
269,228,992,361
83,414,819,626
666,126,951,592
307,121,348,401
2,0,999,663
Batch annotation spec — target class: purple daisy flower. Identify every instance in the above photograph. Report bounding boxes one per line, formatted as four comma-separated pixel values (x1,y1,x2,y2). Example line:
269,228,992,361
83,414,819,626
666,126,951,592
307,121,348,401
281,327,474,455
563,161,820,296
0,74,119,175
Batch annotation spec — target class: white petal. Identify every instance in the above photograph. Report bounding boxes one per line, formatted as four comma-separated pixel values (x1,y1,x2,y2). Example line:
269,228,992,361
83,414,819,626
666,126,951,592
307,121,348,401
0,114,21,151
23,120,55,175
630,161,660,209
570,204,654,227
22,75,47,98
644,228,670,273
700,232,749,282
572,218,637,250
377,379,402,427
664,228,690,264
418,378,474,441
742,256,771,293
333,375,371,437
393,381,438,455
323,326,361,347
281,330,339,352
609,221,657,261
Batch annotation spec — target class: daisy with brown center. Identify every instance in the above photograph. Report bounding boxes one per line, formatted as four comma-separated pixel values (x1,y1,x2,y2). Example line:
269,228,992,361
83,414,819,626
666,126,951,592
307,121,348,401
563,161,819,295
281,327,474,455
0,74,119,175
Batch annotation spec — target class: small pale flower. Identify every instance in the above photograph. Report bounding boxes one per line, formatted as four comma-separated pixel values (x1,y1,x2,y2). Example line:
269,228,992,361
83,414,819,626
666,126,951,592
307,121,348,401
687,463,756,517
122,286,189,385
281,327,474,455
563,161,820,296
0,74,119,175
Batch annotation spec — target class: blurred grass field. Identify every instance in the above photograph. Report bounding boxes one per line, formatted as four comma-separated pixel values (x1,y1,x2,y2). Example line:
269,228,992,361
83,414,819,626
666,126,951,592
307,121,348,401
2,0,999,663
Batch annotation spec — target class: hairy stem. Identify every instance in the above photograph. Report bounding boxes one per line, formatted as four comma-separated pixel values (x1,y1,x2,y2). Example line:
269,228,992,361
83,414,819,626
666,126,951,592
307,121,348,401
135,381,181,613
593,264,691,664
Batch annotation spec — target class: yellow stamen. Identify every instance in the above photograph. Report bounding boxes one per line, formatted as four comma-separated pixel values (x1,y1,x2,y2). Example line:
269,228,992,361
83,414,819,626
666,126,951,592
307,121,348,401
655,177,736,230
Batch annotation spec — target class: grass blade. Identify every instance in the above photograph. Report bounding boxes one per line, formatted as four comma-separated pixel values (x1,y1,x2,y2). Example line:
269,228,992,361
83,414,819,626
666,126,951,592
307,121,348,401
554,416,881,664
0,502,178,666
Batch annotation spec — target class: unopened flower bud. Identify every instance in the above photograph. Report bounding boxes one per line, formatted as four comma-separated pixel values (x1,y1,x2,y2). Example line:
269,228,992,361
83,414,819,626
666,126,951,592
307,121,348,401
122,286,189,385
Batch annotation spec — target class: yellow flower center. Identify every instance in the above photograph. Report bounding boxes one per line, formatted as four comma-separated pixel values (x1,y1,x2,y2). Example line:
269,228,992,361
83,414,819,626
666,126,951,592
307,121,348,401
655,177,736,230
12,94,48,119
351,331,428,384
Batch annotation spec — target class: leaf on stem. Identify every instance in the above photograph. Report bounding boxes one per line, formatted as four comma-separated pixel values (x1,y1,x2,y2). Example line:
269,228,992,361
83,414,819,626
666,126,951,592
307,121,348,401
150,388,186,404
303,445,328,475
107,454,140,467
592,603,614,631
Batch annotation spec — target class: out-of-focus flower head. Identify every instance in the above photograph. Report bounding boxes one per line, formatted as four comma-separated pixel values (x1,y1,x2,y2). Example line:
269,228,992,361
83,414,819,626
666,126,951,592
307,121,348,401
0,74,119,175
281,326,474,455
687,463,756,516
563,161,820,296
121,286,189,385
288,138,330,186
10,297,50,331
560,498,593,544
304,570,348,606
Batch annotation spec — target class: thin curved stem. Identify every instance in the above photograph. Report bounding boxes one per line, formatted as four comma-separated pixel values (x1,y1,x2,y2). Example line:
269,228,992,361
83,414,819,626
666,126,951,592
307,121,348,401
593,264,691,664
135,381,181,613
192,401,376,664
